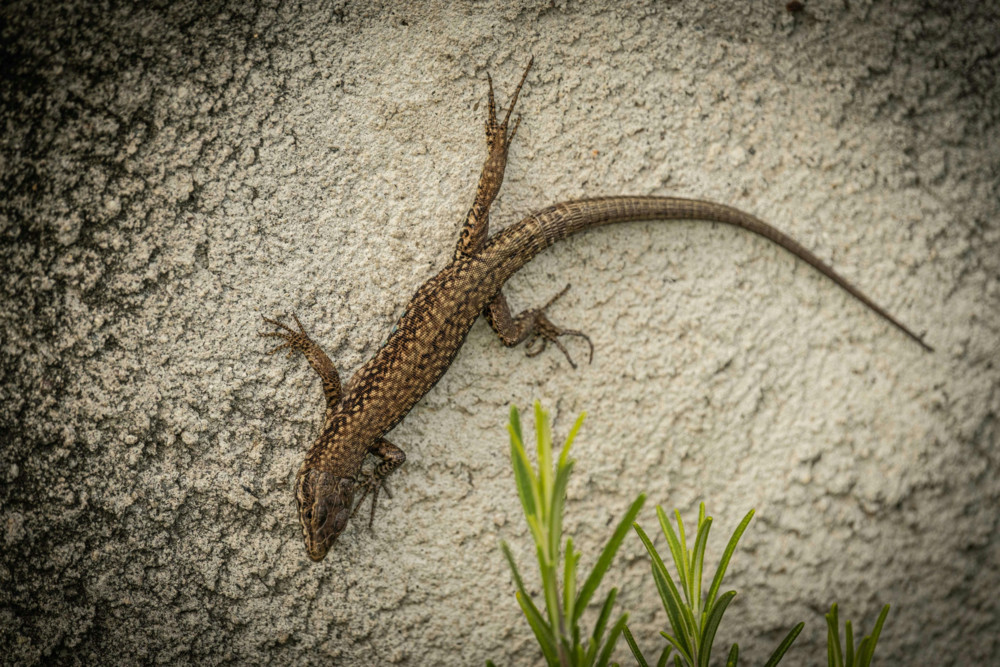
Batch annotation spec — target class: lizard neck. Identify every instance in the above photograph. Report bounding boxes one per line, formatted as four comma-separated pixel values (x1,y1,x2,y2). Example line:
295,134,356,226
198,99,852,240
304,412,366,478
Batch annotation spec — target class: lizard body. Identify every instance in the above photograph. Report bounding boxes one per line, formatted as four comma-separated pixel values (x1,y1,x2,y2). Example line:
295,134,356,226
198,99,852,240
262,60,930,561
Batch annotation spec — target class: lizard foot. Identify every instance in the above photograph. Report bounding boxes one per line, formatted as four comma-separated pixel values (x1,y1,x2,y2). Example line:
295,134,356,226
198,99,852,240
524,284,594,369
260,313,312,357
351,469,393,530
484,56,533,157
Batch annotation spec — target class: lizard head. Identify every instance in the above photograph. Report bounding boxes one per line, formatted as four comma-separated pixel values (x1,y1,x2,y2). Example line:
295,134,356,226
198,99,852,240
295,468,354,561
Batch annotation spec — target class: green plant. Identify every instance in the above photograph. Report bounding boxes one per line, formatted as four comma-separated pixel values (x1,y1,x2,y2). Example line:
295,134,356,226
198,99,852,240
825,603,890,667
491,405,894,667
623,504,803,667
498,402,646,667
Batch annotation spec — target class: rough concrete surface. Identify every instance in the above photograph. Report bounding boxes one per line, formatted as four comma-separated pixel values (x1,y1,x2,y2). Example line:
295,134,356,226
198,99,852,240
1,0,998,664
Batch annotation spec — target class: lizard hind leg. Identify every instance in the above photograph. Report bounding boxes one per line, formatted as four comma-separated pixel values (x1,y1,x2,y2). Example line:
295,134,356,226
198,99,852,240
485,284,594,369
454,57,534,258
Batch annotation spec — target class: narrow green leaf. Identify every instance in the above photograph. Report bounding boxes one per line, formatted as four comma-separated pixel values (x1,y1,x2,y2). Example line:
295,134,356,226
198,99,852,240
869,604,890,649
596,614,629,667
592,588,619,647
658,630,695,666
691,504,706,606
500,540,528,597
509,423,539,520
725,643,739,667
674,508,692,599
704,509,754,613
549,460,575,563
650,565,690,655
634,523,695,653
563,537,578,625
534,402,552,510
656,507,689,599
486,660,497,667
622,623,649,667
509,405,523,445
855,639,871,667
584,636,599,665
675,591,700,649
652,563,701,662
762,621,804,667
656,644,674,667
516,590,559,665
844,621,854,667
559,411,587,467
541,558,561,636
574,494,646,621
678,508,693,596
826,603,843,667
690,516,713,619
697,590,736,667
858,605,889,667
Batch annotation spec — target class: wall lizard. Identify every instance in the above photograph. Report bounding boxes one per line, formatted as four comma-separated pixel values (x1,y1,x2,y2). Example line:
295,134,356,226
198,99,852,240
261,59,931,561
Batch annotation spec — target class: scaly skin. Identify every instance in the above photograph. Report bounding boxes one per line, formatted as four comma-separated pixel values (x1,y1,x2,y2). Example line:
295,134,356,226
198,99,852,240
262,60,931,562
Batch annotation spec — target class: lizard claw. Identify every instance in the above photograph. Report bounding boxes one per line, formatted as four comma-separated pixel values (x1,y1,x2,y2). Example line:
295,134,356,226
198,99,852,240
506,114,523,150
351,469,392,529
525,319,594,369
523,284,594,369
484,57,533,152
500,56,532,130
260,313,311,357
486,72,496,129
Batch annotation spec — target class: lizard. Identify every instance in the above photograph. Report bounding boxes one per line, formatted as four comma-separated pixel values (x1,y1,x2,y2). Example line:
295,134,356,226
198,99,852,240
261,59,931,562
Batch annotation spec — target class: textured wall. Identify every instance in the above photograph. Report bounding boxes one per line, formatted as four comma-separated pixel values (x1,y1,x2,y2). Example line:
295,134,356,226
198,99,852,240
2,1,998,664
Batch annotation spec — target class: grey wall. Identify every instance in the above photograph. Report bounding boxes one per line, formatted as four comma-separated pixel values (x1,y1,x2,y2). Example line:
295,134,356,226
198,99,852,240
2,1,998,664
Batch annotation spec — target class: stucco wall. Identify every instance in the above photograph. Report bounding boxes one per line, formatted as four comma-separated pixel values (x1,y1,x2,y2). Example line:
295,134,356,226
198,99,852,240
2,1,998,664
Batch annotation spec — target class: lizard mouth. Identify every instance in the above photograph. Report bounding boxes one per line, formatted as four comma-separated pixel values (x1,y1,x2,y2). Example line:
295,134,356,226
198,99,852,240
297,469,354,561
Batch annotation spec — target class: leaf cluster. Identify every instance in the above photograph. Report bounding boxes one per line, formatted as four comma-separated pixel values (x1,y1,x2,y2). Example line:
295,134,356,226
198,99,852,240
624,505,801,667
493,403,893,667
497,403,644,667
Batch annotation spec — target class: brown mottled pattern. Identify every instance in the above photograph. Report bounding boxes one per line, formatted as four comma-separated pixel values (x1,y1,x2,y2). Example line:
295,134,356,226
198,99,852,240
264,60,931,560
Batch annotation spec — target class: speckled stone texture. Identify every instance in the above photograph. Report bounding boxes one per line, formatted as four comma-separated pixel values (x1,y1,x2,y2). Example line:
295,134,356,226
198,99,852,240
1,1,997,664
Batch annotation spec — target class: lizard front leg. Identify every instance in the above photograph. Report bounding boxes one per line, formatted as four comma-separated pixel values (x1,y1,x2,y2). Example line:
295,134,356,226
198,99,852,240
260,314,342,420
484,284,594,369
454,57,533,258
352,437,406,529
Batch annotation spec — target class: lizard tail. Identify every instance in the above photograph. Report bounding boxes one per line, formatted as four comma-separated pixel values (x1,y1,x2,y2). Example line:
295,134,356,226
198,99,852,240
482,196,932,351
